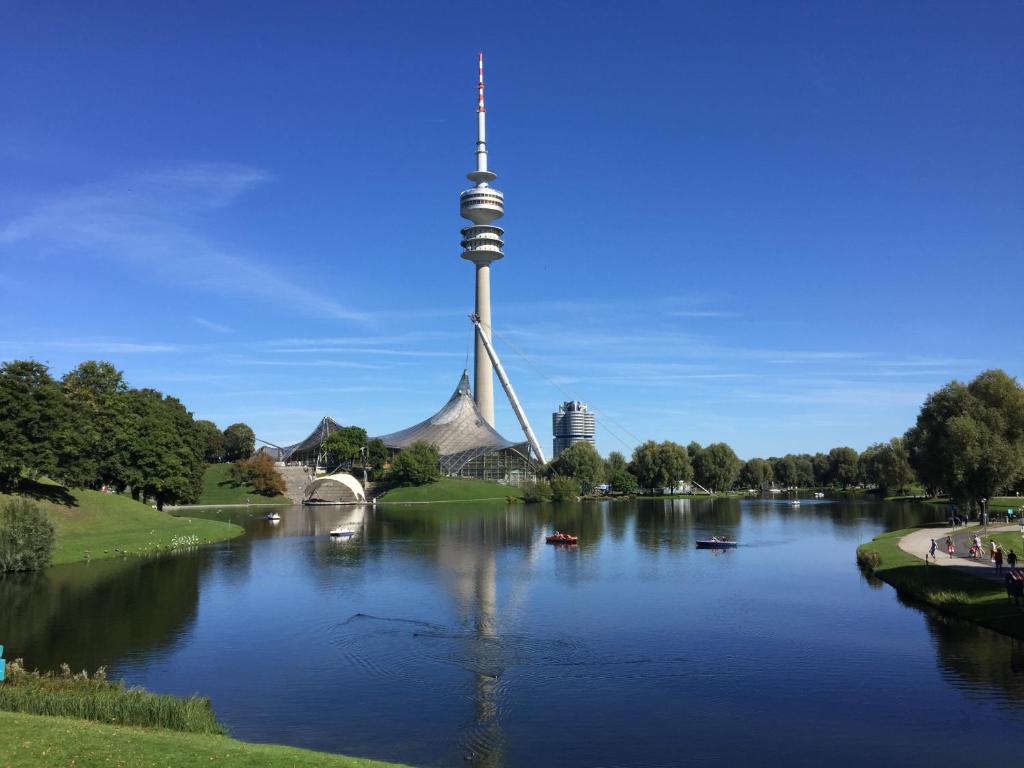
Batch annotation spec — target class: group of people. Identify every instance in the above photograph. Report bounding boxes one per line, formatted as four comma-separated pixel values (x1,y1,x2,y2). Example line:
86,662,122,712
927,534,1018,573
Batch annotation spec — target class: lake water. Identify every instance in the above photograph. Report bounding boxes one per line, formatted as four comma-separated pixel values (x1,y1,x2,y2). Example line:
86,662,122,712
3,497,1024,767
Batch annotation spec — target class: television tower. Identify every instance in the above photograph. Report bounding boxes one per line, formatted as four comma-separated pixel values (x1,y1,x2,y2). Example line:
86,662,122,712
460,52,504,427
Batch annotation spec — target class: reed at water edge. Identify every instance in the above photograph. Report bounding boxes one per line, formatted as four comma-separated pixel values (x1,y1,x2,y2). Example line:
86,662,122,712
0,660,225,734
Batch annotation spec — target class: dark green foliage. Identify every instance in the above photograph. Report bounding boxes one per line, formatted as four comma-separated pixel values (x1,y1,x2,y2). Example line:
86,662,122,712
366,438,387,474
604,451,627,478
629,440,692,491
739,458,773,489
811,453,830,486
391,441,440,486
608,469,638,494
859,438,917,495
0,660,225,734
827,447,860,488
549,442,604,493
194,420,225,463
56,361,130,489
222,423,255,462
692,442,741,492
549,475,581,501
322,426,368,465
906,370,1024,507
521,479,553,502
0,361,65,488
0,497,56,572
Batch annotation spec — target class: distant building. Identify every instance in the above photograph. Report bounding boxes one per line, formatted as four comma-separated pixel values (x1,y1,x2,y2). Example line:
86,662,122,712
552,401,596,458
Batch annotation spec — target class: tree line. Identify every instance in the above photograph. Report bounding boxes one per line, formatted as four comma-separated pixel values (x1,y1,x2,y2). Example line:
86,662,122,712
535,369,1023,507
0,359,259,509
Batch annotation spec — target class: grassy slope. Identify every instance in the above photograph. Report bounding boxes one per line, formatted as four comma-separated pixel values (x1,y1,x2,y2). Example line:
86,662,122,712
858,528,1024,639
0,711,410,768
0,482,242,566
196,462,290,505
380,477,523,503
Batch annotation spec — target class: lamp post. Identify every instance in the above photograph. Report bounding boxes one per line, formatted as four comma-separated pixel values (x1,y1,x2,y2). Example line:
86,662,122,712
360,446,368,487
982,497,988,535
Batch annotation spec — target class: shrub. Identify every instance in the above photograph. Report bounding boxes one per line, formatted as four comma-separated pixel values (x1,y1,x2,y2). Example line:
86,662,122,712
227,454,285,496
0,659,225,734
391,442,440,486
855,546,882,574
521,480,552,503
549,476,581,502
0,497,56,572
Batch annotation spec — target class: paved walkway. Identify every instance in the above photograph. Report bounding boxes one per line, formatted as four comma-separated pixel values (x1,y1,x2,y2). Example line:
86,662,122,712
899,524,1022,582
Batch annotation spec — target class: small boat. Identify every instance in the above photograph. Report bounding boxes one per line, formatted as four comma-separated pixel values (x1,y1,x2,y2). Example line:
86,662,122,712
329,527,355,538
696,537,737,549
813,492,825,499
546,532,578,545
789,500,801,507
265,512,281,521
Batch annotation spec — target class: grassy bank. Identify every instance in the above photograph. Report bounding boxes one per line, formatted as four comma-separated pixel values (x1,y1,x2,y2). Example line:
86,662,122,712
1,480,243,566
379,478,523,504
197,462,290,505
0,711,411,767
0,660,223,734
857,528,1024,639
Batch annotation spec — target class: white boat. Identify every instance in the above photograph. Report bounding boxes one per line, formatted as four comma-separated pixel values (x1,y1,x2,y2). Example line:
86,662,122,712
265,512,281,521
329,527,355,538
789,500,801,507
813,492,825,499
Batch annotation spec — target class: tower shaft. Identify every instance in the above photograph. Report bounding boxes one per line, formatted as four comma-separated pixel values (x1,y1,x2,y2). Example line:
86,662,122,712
474,264,495,425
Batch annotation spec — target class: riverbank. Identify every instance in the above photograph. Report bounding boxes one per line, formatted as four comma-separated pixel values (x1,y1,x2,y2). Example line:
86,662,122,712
196,462,291,506
0,711,410,767
377,478,523,504
857,527,1024,640
1,480,243,566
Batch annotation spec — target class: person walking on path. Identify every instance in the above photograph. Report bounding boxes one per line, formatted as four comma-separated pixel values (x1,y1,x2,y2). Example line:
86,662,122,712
946,536,955,558
995,546,1004,573
929,539,937,561
1009,550,1018,570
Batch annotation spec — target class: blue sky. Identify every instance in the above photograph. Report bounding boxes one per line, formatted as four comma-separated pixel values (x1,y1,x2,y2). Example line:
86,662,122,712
1,1,1022,458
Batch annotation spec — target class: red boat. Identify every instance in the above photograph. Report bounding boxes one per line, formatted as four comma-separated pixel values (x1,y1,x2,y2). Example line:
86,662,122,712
546,535,578,545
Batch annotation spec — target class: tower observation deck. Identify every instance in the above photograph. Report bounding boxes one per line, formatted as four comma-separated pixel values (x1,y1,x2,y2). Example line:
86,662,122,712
461,52,504,426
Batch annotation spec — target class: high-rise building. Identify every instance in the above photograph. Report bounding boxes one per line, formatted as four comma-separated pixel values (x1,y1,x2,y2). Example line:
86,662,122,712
552,401,596,458
460,52,504,427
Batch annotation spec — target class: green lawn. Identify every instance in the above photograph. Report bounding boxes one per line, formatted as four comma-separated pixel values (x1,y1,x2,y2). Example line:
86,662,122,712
196,463,291,506
857,528,1024,640
379,477,523,504
1,480,243,566
0,711,411,768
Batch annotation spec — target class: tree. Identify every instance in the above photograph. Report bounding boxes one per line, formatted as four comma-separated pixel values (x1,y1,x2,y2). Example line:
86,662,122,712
608,469,638,494
692,442,741,492
223,423,255,462
604,451,627,478
521,479,553,502
629,440,692,491
549,475,581,502
905,370,1024,508
391,441,440,486
827,447,860,488
195,420,225,463
771,455,799,488
230,453,286,496
0,361,66,488
322,426,368,465
550,442,604,493
874,437,916,495
0,497,56,572
811,453,830,487
58,360,130,489
687,441,703,461
739,458,773,489
794,455,815,488
366,438,388,476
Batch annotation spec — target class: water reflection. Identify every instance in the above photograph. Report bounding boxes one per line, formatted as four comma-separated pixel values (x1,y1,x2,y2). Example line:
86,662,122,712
2,496,1023,767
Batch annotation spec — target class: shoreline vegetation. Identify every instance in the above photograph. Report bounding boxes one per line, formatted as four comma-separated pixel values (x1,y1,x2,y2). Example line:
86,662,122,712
195,462,291,506
0,661,410,768
0,478,242,567
857,527,1024,640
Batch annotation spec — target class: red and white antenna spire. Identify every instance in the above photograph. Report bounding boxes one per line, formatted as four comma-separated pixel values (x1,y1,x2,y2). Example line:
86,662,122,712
475,52,488,174
478,51,486,113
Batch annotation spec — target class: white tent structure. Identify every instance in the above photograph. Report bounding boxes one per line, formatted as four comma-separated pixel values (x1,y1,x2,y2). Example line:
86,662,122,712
303,473,366,505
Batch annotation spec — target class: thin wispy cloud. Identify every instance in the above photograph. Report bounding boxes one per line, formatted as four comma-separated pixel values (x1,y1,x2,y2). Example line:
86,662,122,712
193,317,233,334
0,164,367,322
0,338,180,354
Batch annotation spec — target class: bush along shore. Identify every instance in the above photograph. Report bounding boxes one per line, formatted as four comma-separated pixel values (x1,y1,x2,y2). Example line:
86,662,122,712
857,528,1024,640
0,660,411,768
